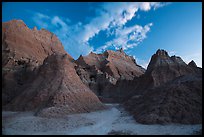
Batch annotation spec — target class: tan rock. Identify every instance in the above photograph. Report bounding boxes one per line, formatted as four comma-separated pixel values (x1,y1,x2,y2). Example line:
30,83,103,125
75,49,145,97
2,20,104,116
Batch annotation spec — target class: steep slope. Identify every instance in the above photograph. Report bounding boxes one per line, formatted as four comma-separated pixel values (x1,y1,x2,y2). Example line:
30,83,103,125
2,20,104,116
142,49,198,88
116,49,201,95
75,48,145,97
4,54,104,117
188,60,197,68
123,49,202,124
125,73,202,124
76,49,145,80
101,78,139,102
2,20,68,105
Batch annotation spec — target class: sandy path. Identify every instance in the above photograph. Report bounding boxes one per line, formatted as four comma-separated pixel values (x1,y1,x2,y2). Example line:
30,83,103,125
2,104,202,135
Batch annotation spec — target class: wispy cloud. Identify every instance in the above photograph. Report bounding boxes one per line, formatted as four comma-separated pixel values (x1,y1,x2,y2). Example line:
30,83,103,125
151,2,171,10
168,51,177,56
32,12,50,29
95,23,153,53
31,13,93,58
30,2,167,59
79,2,164,43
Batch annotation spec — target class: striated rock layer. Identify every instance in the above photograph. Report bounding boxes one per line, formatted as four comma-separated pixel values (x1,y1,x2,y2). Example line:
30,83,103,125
4,54,104,117
108,49,202,101
2,20,67,105
2,20,104,117
75,49,145,98
142,49,201,88
2,20,202,124
123,49,202,124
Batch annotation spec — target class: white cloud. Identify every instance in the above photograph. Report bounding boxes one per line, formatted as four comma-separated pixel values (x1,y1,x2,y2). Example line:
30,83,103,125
32,12,50,29
151,2,171,10
52,16,67,28
168,51,177,56
139,2,151,11
139,2,169,11
95,23,153,53
78,2,163,43
31,2,166,59
31,12,93,58
35,12,50,19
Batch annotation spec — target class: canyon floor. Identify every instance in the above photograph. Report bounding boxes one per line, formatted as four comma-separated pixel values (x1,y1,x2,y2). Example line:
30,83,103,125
2,104,202,135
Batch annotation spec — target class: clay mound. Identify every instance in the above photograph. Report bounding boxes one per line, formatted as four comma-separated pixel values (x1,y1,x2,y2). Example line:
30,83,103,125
4,53,105,117
124,74,202,124
2,20,68,105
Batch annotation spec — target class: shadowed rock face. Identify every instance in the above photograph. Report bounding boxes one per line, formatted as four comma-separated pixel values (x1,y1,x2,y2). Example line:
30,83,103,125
2,20,202,124
125,74,202,124
2,20,104,117
188,60,197,68
123,50,202,124
100,49,202,124
139,49,200,89
102,49,202,102
75,48,145,97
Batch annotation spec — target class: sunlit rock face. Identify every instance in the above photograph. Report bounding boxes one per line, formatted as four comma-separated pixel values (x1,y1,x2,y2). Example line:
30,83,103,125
2,20,67,105
75,48,145,97
2,20,104,117
2,20,202,124
4,54,104,117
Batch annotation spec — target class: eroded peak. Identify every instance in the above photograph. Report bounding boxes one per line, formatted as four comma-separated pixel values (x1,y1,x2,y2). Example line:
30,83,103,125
156,49,169,57
188,60,197,68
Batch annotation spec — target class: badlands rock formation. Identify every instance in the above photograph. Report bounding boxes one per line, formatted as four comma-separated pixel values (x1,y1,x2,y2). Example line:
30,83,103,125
125,73,202,124
2,20,67,105
2,20,104,116
106,49,202,101
75,49,145,98
124,49,202,124
143,49,200,88
2,20,202,124
4,54,104,117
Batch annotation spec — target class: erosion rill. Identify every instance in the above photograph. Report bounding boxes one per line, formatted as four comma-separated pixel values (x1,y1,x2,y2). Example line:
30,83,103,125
124,49,202,124
2,20,202,124
75,48,145,102
2,20,104,117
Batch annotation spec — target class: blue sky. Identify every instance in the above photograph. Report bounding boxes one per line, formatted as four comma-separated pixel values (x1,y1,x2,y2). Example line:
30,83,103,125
2,2,202,68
